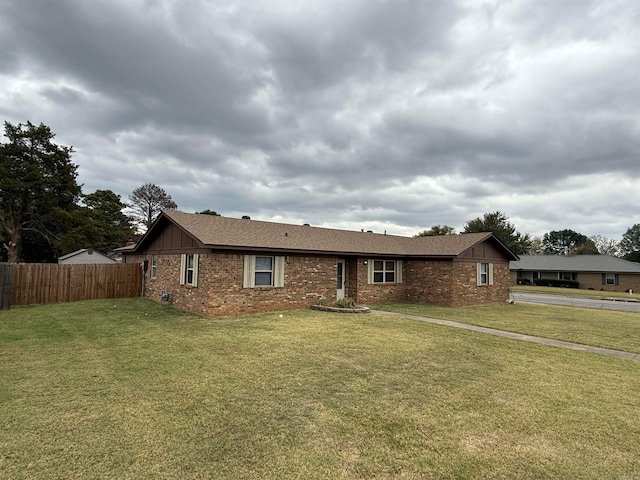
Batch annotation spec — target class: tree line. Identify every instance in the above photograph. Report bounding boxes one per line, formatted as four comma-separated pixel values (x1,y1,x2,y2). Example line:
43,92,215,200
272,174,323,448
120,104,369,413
0,121,180,263
416,212,640,261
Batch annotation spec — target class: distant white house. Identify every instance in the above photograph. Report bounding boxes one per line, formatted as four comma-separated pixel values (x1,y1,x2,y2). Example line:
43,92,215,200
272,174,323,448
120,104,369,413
58,249,118,264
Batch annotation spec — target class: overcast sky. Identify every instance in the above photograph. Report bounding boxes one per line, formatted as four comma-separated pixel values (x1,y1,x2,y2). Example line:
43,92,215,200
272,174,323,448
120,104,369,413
1,0,639,239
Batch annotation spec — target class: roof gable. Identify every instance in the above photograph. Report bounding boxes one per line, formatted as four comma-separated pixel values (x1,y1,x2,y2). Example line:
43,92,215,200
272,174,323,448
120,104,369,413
58,248,112,261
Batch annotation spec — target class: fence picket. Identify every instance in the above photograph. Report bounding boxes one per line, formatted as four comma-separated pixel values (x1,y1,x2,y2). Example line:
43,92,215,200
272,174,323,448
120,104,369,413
7,263,142,307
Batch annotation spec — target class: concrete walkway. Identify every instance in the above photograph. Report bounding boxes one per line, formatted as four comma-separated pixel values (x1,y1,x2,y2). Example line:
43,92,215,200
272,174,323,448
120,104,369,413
372,310,640,362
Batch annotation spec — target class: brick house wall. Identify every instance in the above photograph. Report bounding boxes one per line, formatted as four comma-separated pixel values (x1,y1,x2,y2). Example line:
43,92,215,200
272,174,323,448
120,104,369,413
127,248,512,316
577,273,640,293
404,259,455,306
352,257,408,305
451,262,510,306
403,260,510,307
128,252,338,317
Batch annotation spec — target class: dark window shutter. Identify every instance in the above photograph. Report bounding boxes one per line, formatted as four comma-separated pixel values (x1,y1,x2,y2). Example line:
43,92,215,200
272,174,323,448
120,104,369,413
615,274,619,286
601,273,606,285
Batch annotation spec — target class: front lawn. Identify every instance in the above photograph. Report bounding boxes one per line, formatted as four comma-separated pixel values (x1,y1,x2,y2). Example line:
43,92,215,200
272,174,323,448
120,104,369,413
1,299,639,479
375,302,640,354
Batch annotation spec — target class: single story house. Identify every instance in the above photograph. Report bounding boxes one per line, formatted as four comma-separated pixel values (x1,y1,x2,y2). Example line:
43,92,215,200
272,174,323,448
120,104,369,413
510,255,640,292
123,210,519,317
58,248,118,264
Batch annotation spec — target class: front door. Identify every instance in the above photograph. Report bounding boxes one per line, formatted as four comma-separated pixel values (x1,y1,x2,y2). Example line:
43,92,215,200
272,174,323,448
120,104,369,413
336,259,345,300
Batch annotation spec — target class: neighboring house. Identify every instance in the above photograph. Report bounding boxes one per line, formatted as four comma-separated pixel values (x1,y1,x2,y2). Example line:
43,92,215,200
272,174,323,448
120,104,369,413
58,249,118,264
110,241,137,263
510,255,640,292
123,210,519,317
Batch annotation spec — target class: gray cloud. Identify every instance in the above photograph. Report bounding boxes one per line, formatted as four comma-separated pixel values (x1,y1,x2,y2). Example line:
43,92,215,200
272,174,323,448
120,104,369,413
1,0,639,240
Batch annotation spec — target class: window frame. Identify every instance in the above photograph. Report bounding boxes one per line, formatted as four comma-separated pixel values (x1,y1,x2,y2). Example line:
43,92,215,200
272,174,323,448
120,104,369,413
243,255,285,288
367,259,402,284
151,255,158,278
179,253,199,287
476,262,494,286
254,255,274,286
558,272,577,281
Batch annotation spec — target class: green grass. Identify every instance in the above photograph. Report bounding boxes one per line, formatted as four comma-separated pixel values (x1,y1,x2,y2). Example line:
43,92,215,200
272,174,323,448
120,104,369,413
512,284,640,300
1,299,639,479
375,302,640,354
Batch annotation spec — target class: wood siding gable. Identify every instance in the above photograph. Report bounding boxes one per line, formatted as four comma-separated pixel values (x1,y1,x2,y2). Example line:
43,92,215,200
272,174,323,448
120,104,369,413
138,221,208,254
456,238,511,263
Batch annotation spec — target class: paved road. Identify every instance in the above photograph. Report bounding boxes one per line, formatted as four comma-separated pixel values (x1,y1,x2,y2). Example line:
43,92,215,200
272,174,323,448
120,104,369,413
512,292,640,313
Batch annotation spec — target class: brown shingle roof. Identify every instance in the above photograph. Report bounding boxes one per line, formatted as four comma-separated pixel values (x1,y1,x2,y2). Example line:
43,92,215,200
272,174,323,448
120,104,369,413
151,210,508,258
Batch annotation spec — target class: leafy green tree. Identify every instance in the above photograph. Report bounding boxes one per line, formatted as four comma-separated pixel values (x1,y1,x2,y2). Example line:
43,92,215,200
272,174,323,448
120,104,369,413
0,229,8,262
542,229,590,255
620,224,640,262
0,121,81,263
128,183,177,232
415,225,456,237
55,206,101,257
83,189,133,252
573,238,600,255
16,205,99,262
462,211,532,255
197,209,221,216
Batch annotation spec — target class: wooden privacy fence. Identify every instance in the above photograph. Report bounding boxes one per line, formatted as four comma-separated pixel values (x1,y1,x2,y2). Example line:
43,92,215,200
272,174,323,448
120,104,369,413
0,263,142,309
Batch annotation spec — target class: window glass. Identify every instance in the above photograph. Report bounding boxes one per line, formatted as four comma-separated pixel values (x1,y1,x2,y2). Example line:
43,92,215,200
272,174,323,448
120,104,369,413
255,271,272,286
185,254,195,285
254,256,273,286
255,256,273,271
606,273,616,285
480,263,489,285
373,260,395,284
151,255,157,277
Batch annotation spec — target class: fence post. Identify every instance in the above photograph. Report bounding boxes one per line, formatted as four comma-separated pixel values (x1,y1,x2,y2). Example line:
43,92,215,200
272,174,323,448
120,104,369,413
0,264,12,310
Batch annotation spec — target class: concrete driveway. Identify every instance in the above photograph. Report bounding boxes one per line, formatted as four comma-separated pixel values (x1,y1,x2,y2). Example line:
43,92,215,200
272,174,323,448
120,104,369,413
512,292,640,313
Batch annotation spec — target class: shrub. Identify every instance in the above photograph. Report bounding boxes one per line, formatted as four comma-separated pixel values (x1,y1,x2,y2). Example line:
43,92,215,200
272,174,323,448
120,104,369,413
533,278,579,288
334,297,357,308
517,278,532,285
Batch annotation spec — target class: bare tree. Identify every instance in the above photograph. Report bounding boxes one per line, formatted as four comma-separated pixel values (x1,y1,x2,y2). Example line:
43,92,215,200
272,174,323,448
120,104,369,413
589,235,620,256
128,183,177,232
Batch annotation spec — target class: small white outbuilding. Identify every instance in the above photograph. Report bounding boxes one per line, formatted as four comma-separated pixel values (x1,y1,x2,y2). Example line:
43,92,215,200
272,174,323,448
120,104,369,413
58,249,118,264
